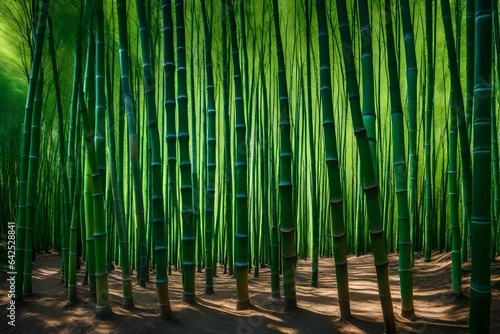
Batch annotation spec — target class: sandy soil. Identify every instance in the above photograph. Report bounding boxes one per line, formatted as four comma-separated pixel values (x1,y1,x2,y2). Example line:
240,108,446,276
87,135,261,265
1,251,499,333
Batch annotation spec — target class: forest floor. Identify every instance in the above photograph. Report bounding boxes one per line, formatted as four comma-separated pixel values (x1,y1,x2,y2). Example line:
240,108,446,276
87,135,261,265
1,251,500,333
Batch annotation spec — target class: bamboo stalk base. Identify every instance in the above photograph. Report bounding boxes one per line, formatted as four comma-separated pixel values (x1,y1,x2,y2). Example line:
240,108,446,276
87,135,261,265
95,305,113,320
205,286,214,294
400,308,415,319
122,296,135,310
338,300,351,319
183,293,196,304
236,298,251,310
158,303,173,320
67,292,77,304
283,296,297,312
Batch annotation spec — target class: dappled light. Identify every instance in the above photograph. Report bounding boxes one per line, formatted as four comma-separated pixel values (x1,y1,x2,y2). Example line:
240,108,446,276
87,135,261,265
1,251,499,332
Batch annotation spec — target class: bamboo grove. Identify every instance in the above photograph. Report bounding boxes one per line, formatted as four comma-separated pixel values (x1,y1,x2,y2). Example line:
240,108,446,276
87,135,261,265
0,0,498,332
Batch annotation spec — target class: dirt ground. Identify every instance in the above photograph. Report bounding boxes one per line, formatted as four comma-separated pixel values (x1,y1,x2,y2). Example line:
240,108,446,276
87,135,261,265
1,251,499,333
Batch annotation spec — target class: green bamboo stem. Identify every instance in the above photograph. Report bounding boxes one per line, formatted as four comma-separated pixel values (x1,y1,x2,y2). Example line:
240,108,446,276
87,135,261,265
448,72,461,293
47,17,71,289
492,0,500,257
94,0,106,194
441,0,472,293
358,0,378,183
78,85,113,319
67,24,83,303
239,0,250,137
161,0,177,275
14,0,50,300
201,0,216,295
337,0,397,330
189,7,202,275
83,127,96,294
271,0,296,311
303,0,319,288
67,126,81,304
468,1,492,332
441,0,473,267
424,0,436,274
383,0,414,317
135,0,172,319
222,0,234,278
464,0,474,261
315,0,350,320
116,0,147,287
260,51,280,298
491,60,498,261
465,0,474,141
174,0,196,304
23,69,44,296
106,52,134,309
88,0,112,319
399,0,418,264
228,0,250,310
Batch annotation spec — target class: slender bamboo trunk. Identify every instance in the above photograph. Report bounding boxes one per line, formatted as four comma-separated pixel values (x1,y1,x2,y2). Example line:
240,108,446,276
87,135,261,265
106,52,134,309
174,0,196,304
189,5,202,275
47,17,71,288
94,0,106,194
135,0,172,319
469,1,492,332
67,124,81,304
399,0,418,263
465,0,474,141
227,0,250,310
161,0,178,276
239,0,250,123
492,0,500,257
336,1,397,330
448,60,461,293
67,20,83,303
78,85,113,319
384,0,414,317
424,0,436,274
464,0,475,261
260,53,280,298
14,0,50,300
272,0,296,311
117,0,148,288
302,0,319,288
441,0,473,270
491,57,498,261
221,0,233,277
24,68,44,296
358,0,378,182
201,0,216,295
315,0,351,320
